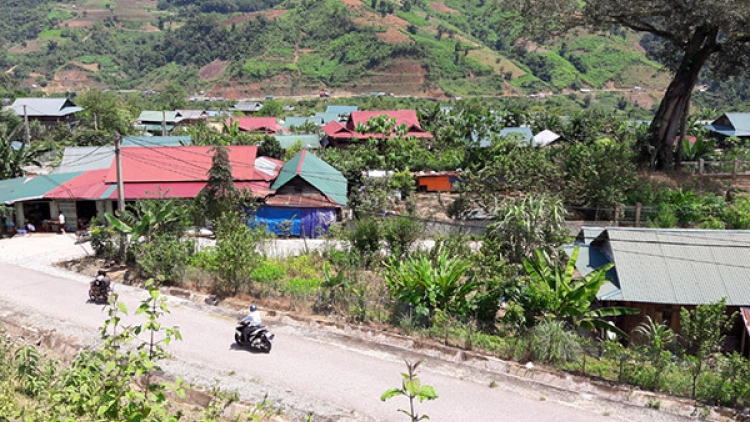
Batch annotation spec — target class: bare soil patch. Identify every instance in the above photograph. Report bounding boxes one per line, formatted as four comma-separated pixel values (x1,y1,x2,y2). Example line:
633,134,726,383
430,2,459,14
8,40,41,54
376,27,410,44
73,61,100,72
199,59,229,80
44,66,101,93
221,9,288,26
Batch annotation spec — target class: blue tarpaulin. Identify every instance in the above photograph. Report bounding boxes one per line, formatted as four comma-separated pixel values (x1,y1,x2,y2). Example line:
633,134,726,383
249,206,336,238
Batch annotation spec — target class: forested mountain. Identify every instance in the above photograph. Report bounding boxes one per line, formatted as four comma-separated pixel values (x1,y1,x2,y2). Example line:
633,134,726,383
0,0,748,110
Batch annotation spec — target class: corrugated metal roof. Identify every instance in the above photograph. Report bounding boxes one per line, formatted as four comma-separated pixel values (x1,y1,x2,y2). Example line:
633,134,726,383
325,105,358,115
475,127,535,148
45,169,110,200
1,172,83,204
0,176,30,204
706,113,750,137
272,150,347,206
590,227,750,306
282,116,316,128
533,130,563,147
273,134,321,149
4,98,83,117
53,146,115,174
121,136,191,147
137,111,182,124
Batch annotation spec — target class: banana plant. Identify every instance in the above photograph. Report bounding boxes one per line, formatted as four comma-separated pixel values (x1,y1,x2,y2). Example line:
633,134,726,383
523,246,638,338
104,199,186,244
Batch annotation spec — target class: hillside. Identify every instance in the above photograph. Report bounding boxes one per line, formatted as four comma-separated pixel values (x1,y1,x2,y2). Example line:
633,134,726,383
0,0,700,108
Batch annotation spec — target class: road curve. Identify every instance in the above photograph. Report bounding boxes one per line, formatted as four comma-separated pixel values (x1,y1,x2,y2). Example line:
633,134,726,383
0,259,683,422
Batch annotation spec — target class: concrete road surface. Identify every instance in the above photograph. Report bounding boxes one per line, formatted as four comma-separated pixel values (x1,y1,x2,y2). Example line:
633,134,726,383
0,236,687,422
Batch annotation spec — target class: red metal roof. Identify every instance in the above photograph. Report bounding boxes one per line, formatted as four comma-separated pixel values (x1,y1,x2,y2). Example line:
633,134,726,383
324,110,433,141
45,169,111,200
106,182,207,199
104,146,266,184
227,117,283,134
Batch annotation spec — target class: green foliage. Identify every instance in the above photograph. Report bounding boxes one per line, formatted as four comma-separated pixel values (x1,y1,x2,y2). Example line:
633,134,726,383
198,145,239,224
251,260,287,283
519,246,638,336
484,194,567,264
382,216,423,258
380,359,438,422
132,234,194,285
384,250,477,317
349,218,383,268
209,210,264,295
89,217,120,261
525,320,582,365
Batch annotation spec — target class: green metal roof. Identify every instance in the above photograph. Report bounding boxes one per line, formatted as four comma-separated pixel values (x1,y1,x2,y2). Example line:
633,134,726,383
0,176,31,204
273,134,321,149
0,172,83,204
272,150,347,206
588,227,750,306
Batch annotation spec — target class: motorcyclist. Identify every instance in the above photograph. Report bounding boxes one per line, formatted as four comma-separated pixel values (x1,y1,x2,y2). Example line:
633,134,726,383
239,304,262,341
90,269,111,301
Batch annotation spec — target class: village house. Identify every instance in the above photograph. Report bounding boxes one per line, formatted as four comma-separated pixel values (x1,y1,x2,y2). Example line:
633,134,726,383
253,149,347,238
321,110,433,147
232,101,264,114
568,227,750,356
227,117,284,135
0,145,280,233
705,113,750,142
4,98,83,128
134,111,183,135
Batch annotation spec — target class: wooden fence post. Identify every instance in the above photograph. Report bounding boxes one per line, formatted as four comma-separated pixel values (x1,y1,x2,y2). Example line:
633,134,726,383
635,203,642,227
733,159,739,177
699,158,705,175
614,205,620,227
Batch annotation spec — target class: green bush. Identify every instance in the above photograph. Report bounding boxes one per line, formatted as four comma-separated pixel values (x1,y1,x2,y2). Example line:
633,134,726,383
382,216,422,258
279,277,323,297
251,261,287,283
89,218,119,261
190,247,220,272
349,218,382,268
132,235,194,285
525,320,582,365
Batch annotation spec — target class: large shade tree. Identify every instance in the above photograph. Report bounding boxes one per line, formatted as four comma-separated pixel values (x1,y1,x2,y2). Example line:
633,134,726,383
500,0,750,169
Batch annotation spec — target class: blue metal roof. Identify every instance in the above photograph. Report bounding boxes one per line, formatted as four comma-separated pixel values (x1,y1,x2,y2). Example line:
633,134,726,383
273,134,321,149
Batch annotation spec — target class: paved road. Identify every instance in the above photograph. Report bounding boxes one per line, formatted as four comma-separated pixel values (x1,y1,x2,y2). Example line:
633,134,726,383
0,236,683,422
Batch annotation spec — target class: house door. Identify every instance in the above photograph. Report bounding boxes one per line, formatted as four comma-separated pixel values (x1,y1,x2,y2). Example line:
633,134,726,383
76,201,97,230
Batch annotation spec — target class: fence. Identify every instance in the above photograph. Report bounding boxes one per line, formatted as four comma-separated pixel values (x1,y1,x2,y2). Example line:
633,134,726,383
682,159,750,176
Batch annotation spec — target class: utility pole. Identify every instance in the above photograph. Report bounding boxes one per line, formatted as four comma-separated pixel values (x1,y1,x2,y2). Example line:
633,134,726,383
114,132,126,262
23,105,30,145
93,112,98,131
161,110,167,136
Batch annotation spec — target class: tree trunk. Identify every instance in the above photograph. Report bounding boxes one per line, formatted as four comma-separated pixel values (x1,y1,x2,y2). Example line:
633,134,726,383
646,28,718,170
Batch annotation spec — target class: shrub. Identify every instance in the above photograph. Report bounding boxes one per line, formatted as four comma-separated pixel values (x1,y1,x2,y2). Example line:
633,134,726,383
251,261,287,283
525,320,582,365
89,218,119,261
279,277,323,297
349,218,382,268
382,216,422,258
132,235,194,285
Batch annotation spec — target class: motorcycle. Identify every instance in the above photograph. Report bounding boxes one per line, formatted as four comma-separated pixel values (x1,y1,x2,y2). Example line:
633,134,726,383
88,279,111,304
234,322,274,353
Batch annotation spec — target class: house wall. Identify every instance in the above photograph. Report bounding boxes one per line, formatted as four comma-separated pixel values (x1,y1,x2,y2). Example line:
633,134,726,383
416,175,454,192
613,301,747,355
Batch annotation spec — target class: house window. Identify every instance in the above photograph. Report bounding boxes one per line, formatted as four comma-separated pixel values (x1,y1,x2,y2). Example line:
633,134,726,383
662,310,672,326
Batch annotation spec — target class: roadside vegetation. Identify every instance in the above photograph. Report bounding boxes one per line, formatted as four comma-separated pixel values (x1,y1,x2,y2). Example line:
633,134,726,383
70,100,750,414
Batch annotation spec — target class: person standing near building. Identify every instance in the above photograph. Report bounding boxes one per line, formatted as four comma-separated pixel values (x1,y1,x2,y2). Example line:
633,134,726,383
58,212,66,234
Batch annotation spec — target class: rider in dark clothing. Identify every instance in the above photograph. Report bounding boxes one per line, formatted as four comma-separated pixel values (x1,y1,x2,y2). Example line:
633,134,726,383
90,269,111,301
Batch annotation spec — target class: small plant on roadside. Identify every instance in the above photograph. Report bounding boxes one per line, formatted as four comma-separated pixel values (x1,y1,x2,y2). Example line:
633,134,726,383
381,359,438,422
